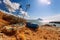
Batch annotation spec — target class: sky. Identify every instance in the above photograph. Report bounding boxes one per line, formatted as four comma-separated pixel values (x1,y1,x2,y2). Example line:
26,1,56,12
0,0,60,21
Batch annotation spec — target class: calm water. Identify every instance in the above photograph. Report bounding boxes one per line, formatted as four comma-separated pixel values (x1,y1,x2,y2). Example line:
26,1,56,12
27,20,60,27
49,23,60,27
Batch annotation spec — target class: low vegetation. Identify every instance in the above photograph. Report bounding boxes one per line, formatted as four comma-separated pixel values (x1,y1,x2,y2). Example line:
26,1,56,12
0,11,60,40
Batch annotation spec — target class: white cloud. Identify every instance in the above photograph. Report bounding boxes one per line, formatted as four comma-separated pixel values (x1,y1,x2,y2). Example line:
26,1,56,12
43,14,60,22
39,14,60,25
39,0,51,5
3,0,20,12
2,0,30,18
0,9,30,19
20,8,30,18
0,9,17,16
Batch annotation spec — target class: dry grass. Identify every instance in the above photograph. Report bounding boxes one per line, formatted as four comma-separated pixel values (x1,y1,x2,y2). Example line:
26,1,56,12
0,11,60,40
0,25,60,40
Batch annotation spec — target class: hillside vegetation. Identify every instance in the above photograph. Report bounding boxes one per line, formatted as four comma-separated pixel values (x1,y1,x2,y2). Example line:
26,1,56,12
0,11,26,26
0,11,60,40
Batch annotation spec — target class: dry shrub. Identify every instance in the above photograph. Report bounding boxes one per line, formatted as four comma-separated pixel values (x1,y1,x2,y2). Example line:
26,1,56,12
1,26,17,36
16,33,26,40
2,14,26,24
11,37,16,40
0,11,6,19
0,11,26,25
15,30,26,40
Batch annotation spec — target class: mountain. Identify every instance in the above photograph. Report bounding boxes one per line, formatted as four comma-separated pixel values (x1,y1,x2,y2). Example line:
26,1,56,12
27,18,43,25
37,18,43,21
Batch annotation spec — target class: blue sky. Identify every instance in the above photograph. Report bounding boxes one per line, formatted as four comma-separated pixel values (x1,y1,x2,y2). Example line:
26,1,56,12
0,0,60,21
